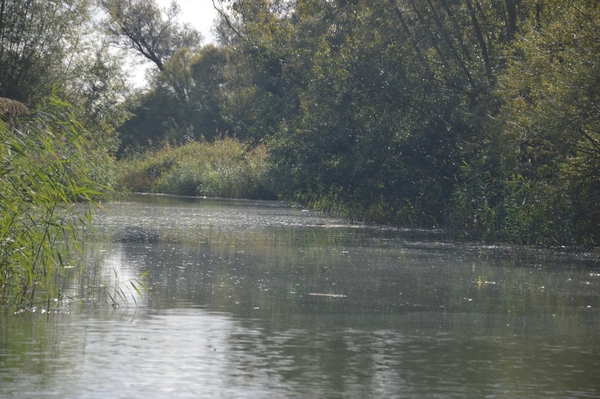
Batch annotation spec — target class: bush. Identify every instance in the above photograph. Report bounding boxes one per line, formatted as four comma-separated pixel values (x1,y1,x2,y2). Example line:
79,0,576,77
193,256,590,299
116,138,276,200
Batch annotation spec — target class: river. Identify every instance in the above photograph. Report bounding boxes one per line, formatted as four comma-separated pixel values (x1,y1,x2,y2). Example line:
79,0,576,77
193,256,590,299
1,194,600,398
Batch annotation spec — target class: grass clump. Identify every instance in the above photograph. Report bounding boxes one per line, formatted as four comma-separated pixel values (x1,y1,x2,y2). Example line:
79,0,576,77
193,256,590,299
116,138,276,200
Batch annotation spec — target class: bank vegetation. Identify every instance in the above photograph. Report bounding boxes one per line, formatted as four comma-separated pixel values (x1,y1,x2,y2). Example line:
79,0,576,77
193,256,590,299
114,0,599,247
116,138,275,199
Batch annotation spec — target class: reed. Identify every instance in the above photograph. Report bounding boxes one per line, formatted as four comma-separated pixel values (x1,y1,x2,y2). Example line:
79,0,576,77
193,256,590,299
0,97,103,308
448,162,575,245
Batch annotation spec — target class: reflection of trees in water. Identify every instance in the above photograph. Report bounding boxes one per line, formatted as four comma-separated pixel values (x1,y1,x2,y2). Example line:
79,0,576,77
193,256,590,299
0,311,83,395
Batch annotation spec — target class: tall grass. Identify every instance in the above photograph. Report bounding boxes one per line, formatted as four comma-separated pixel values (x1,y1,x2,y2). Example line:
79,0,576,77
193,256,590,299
116,138,276,200
0,97,104,308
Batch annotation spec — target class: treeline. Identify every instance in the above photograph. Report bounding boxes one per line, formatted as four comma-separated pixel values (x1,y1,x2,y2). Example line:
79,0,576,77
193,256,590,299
116,0,599,246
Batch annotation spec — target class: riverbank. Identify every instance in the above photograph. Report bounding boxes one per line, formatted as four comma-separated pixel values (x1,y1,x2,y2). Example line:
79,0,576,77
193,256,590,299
115,138,598,249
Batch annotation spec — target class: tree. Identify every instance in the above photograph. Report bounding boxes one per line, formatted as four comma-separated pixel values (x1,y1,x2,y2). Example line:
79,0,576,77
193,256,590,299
188,45,231,138
0,0,131,169
0,0,93,105
117,45,232,154
64,39,133,155
211,0,599,244
214,0,500,224
100,0,203,71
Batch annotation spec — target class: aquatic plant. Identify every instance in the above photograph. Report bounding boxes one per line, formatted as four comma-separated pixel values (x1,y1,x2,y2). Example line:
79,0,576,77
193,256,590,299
0,97,105,308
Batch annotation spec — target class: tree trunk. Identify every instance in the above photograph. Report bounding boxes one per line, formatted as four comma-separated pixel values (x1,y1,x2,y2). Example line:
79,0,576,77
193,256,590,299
505,0,518,39
464,0,492,79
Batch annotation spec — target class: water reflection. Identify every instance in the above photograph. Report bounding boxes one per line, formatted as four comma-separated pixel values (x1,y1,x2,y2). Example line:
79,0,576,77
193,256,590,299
1,194,600,398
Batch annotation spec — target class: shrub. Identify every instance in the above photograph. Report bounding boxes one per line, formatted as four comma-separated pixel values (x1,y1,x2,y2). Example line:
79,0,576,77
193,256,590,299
116,138,276,200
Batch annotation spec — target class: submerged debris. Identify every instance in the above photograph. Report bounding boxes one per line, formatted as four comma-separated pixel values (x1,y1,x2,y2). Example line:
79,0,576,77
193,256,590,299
113,227,160,243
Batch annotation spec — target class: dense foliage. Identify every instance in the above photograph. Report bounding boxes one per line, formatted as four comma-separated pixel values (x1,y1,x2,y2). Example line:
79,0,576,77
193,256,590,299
0,0,126,306
198,0,598,245
0,0,130,133
117,138,275,199
0,98,105,307
110,0,600,245
0,0,92,104
117,45,232,154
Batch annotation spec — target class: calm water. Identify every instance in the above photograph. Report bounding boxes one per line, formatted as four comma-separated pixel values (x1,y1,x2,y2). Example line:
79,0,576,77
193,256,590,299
2,194,600,398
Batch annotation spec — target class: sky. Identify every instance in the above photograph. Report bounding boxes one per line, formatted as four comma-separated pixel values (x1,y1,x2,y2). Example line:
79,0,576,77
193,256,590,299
156,0,219,44
129,0,219,87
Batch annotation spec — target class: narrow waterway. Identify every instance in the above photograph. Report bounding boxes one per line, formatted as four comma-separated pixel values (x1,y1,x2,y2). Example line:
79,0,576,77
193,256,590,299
1,194,599,398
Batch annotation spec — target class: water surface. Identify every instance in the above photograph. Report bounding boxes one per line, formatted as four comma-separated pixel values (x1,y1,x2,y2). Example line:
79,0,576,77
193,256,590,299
1,194,600,398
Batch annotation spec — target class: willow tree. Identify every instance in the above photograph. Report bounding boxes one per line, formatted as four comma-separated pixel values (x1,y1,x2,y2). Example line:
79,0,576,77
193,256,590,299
100,0,203,71
213,0,509,224
0,0,131,161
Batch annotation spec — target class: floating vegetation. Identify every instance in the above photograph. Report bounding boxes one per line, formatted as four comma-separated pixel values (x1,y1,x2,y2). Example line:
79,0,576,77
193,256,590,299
113,228,161,243
308,293,347,298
